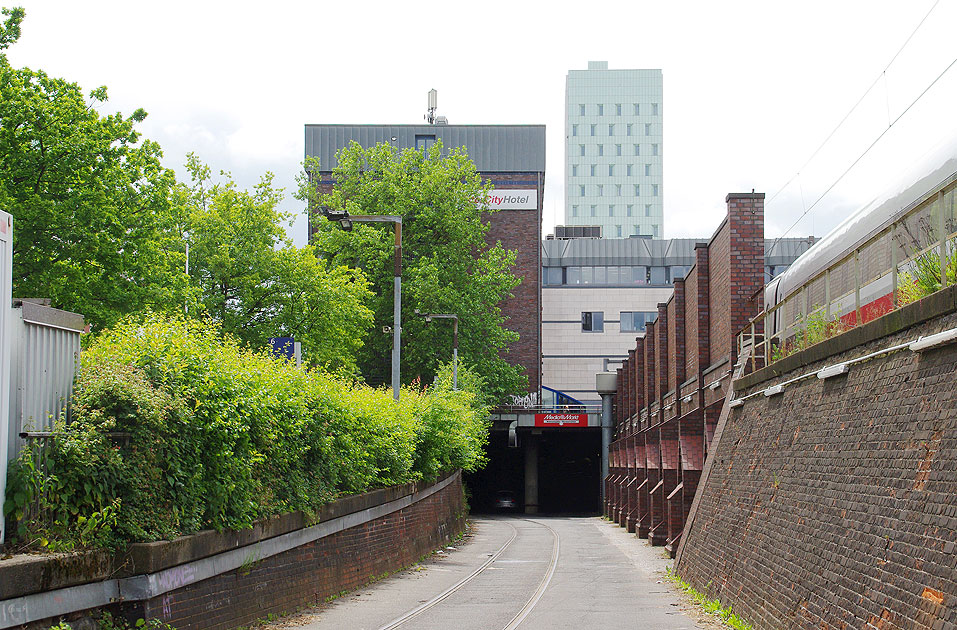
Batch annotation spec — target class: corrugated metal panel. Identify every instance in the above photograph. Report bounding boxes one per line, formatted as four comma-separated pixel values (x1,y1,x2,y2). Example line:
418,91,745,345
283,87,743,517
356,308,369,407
542,237,815,268
304,124,546,173
0,210,12,543
6,303,83,463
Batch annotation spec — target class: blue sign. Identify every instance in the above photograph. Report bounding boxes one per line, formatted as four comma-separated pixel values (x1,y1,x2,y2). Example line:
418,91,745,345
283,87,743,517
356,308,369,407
269,337,295,360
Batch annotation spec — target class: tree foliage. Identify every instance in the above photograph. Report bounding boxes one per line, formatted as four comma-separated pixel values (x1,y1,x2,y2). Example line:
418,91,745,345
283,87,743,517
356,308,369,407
0,10,188,330
300,140,526,401
175,154,374,372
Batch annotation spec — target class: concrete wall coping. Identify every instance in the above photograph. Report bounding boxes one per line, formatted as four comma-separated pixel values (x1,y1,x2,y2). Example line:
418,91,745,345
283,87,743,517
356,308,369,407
735,284,957,391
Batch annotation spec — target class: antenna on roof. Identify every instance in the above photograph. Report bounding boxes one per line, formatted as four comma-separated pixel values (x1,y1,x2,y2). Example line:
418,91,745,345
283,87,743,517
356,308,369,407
425,89,437,124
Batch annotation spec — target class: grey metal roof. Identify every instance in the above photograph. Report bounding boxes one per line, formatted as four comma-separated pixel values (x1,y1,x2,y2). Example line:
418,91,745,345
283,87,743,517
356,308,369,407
304,124,546,173
542,237,816,267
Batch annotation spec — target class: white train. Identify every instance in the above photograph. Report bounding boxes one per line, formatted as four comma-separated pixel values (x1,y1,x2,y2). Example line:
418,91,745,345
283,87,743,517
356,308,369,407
764,146,957,343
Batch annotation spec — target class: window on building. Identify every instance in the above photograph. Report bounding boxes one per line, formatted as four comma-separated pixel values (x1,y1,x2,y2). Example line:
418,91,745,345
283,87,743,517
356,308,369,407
571,164,578,176
634,103,640,115
598,144,604,156
579,144,585,156
608,204,615,216
616,144,622,156
616,225,622,237
653,225,659,237
649,266,667,284
652,144,659,156
626,164,633,176
645,163,651,176
616,103,622,116
579,104,585,116
543,267,564,286
567,266,581,284
608,124,614,136
645,123,651,136
652,103,659,116
579,185,585,197
597,104,604,116
590,124,596,136
633,225,640,236
627,204,633,216
582,311,604,332
653,184,659,196
571,205,578,217
634,184,640,196
415,135,436,152
645,204,651,216
616,184,622,196
597,184,604,196
590,204,597,217
634,144,640,156
620,311,656,333
627,123,633,136
572,124,578,136
608,164,614,176
671,265,692,281
590,164,597,176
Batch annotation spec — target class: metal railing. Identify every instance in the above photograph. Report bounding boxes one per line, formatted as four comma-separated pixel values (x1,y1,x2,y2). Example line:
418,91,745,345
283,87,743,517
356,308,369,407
739,174,957,374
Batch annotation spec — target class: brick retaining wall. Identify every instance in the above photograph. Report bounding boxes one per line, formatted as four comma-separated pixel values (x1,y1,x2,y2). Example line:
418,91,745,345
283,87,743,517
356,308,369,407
676,295,957,629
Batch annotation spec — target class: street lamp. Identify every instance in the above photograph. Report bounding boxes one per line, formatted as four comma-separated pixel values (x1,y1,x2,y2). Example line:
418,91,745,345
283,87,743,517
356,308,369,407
415,310,459,390
320,207,402,401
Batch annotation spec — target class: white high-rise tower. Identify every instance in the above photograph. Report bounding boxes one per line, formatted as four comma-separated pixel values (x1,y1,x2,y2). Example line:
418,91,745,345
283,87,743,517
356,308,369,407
564,62,663,238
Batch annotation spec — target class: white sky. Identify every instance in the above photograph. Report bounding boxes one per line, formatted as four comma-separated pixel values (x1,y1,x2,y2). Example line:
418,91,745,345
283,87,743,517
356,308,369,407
8,0,957,246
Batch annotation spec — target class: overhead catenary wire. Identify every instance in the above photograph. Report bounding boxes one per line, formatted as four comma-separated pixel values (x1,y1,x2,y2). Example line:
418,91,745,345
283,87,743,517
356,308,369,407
766,0,943,255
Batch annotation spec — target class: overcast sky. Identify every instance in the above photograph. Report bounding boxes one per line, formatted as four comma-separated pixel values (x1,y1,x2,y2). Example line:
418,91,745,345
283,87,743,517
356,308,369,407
7,1,957,246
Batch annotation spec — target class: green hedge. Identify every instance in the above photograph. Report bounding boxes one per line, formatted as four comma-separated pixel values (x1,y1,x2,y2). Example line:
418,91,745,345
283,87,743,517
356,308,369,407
3,312,489,550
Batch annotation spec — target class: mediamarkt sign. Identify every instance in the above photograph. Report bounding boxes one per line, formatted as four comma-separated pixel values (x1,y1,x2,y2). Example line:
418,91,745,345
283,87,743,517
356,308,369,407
534,413,588,428
482,189,538,211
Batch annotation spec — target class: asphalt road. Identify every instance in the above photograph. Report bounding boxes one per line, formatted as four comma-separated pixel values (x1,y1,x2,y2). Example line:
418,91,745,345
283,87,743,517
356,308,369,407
273,516,713,630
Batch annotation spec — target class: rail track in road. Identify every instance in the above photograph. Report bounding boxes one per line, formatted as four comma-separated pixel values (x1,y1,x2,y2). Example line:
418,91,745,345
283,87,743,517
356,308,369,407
377,518,561,630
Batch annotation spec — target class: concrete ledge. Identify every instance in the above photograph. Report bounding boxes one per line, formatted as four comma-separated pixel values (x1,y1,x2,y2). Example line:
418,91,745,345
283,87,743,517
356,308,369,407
736,284,957,391
1,471,453,600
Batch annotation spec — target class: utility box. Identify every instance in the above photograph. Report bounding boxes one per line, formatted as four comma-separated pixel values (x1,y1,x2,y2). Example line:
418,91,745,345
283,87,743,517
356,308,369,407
0,211,12,544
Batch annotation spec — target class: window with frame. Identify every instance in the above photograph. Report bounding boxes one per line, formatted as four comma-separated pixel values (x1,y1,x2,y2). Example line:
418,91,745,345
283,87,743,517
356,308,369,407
645,163,651,176
627,204,633,216
608,204,615,216
572,164,578,176
597,104,604,116
626,164,633,176
627,123,633,136
608,164,614,176
620,311,655,333
634,103,640,115
415,135,436,152
572,124,578,136
590,124,596,136
645,123,651,136
579,144,585,156
608,124,614,136
615,225,622,237
616,144,622,156
598,144,604,156
653,184,659,196
652,103,659,116
634,144,640,156
634,184,640,196
582,311,604,332
616,103,622,116
597,184,604,196
652,144,659,156
579,185,585,197
590,164,597,176
579,104,585,116
616,184,622,196
645,204,651,217
571,205,578,217
590,205,597,217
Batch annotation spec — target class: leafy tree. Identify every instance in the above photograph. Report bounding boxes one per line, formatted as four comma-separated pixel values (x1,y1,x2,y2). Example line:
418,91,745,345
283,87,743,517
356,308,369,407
299,140,526,401
177,154,374,372
0,7,188,330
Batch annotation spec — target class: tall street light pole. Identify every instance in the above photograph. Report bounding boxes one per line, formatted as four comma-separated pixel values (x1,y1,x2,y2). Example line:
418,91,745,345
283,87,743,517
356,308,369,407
322,209,403,401
415,311,459,390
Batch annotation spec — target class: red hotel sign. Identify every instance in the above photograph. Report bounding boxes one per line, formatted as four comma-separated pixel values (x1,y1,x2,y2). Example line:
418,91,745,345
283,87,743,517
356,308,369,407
534,413,588,428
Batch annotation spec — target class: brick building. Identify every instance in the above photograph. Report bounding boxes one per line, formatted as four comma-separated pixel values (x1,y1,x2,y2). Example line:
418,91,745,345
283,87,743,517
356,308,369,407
304,124,545,394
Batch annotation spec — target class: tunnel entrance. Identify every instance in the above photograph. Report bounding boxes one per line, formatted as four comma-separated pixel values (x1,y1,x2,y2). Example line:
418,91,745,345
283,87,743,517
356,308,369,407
465,427,601,515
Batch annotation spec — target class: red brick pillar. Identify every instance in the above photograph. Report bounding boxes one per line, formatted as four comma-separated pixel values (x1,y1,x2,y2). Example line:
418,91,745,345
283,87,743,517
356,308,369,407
643,321,656,430
656,303,669,425
672,279,687,417
726,192,765,364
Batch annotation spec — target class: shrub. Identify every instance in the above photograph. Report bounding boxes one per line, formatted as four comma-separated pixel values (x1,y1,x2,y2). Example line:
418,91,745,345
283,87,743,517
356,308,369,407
4,312,490,551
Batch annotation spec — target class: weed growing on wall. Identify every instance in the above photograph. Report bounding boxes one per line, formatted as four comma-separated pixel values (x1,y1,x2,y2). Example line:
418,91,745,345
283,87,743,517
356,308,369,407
897,238,957,307
3,312,490,551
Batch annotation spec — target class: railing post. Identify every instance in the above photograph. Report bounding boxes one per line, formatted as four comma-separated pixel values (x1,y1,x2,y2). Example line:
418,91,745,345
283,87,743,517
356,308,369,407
854,250,862,326
891,223,898,307
940,190,948,289
750,321,756,373
825,268,831,320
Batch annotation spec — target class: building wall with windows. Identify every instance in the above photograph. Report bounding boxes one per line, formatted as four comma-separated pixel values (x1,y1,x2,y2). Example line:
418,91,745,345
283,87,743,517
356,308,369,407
542,236,815,402
564,62,663,238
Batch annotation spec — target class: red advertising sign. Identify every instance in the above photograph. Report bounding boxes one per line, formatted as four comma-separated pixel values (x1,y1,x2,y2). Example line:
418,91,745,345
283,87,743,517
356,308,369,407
534,413,588,428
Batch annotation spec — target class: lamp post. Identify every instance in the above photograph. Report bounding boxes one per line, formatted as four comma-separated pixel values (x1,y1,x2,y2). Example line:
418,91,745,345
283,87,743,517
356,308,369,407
321,208,403,401
415,311,459,390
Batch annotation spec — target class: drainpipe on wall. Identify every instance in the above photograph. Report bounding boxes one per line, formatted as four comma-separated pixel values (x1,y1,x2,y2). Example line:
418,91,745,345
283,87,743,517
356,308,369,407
596,372,618,506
